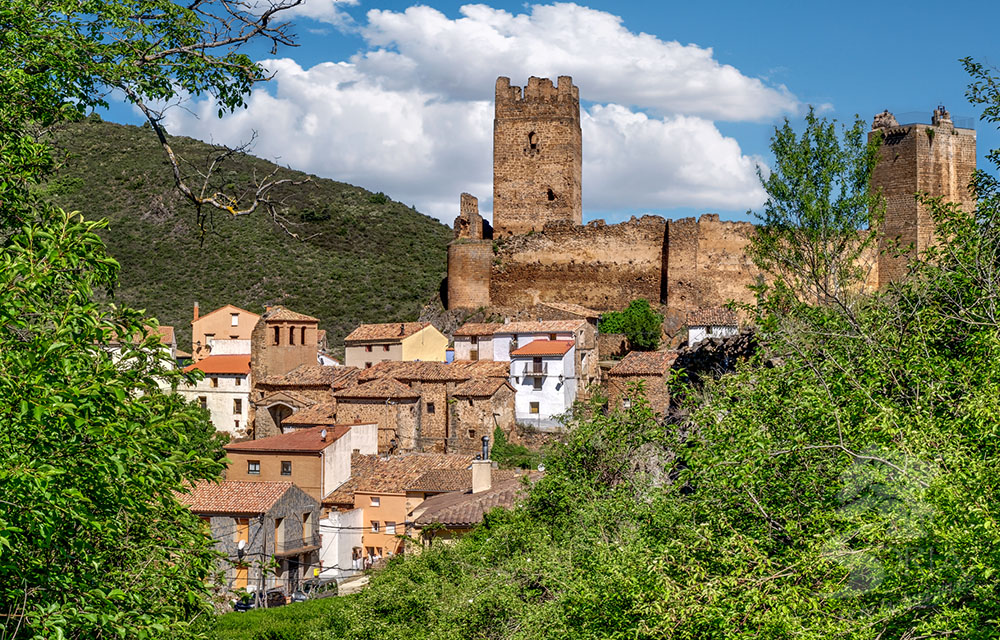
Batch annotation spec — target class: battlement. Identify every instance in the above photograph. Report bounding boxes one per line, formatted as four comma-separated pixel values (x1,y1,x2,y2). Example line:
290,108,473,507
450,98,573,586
496,76,579,103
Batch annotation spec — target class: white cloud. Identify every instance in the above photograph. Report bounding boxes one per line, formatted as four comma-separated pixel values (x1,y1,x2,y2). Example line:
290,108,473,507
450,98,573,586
163,3,791,222
282,0,357,27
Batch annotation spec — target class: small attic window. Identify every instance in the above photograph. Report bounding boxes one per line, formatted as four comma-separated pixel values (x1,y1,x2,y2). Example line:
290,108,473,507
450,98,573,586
547,189,556,201
528,131,538,150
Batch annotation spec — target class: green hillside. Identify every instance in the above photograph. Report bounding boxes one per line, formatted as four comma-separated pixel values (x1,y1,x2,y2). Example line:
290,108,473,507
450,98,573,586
41,119,451,355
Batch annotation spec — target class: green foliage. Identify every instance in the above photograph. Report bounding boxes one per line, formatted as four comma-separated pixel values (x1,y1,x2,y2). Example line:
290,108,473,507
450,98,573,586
748,107,884,304
0,210,227,639
42,120,451,353
212,598,351,640
598,298,663,350
491,427,542,470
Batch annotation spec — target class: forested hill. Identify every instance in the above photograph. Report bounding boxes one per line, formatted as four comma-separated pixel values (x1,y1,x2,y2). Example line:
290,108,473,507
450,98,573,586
41,118,452,355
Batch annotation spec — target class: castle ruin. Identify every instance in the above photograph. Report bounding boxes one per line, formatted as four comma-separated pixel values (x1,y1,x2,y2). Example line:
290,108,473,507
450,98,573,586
446,76,977,325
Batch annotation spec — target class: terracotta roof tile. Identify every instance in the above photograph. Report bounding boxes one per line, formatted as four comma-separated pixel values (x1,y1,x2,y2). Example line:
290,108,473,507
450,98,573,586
183,354,251,375
178,480,294,515
332,377,420,400
280,403,339,426
261,365,339,387
510,339,573,357
225,425,352,453
358,360,508,383
607,350,678,376
413,476,532,528
495,320,586,334
344,322,431,342
453,322,504,337
353,453,476,494
408,468,520,493
266,306,319,323
257,390,316,408
450,377,513,397
686,307,738,327
324,453,378,505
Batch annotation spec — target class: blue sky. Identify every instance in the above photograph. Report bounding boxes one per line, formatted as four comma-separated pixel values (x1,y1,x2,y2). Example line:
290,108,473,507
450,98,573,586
107,0,1000,225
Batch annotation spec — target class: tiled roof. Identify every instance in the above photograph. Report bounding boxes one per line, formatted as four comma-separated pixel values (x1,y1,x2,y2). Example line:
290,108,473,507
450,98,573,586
354,453,476,494
183,354,251,375
280,403,339,426
262,365,338,387
453,322,504,337
108,324,175,347
153,325,175,346
178,480,294,515
510,339,573,357
408,468,520,493
413,476,531,528
358,360,509,383
332,368,360,390
332,377,420,400
607,350,678,376
193,305,259,325
225,425,351,453
175,349,192,358
451,377,513,397
324,453,378,505
344,322,431,342
495,320,586,334
686,307,738,327
266,306,319,323
540,302,600,318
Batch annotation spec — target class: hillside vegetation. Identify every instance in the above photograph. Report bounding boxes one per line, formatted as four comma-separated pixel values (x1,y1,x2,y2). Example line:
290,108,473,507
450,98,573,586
40,118,452,353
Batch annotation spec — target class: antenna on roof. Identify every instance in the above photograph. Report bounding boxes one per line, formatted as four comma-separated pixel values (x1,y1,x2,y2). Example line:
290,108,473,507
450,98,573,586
320,428,327,441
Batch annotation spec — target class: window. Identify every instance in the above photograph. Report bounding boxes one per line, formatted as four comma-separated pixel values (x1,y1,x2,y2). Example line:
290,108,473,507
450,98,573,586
280,460,292,476
301,327,306,344
231,313,239,327
274,518,284,546
370,496,380,507
272,326,280,345
385,521,396,535
382,345,390,352
234,420,240,432
468,429,476,438
235,377,242,386
198,396,207,409
468,398,474,407
530,402,540,414
211,376,218,388
302,512,312,539
371,521,380,533
234,517,249,544
248,460,260,475
426,402,435,414
234,399,242,414
549,333,557,341
205,333,215,346
528,131,538,150
533,377,543,390
547,188,556,201
365,345,373,352
233,564,248,589
471,349,479,361
470,335,479,345
365,362,372,369
289,326,295,345
230,335,238,340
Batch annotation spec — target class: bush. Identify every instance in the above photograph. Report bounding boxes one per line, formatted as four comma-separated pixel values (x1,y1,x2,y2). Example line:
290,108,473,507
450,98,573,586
598,298,663,350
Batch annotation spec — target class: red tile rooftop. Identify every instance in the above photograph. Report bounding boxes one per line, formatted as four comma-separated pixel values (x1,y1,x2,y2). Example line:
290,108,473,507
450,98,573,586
510,339,573,357
177,480,294,515
225,425,353,453
344,322,431,342
183,354,251,375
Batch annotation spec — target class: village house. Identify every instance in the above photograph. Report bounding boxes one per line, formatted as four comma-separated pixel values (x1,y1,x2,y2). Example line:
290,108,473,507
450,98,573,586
252,364,358,437
410,456,532,548
333,360,512,454
190,303,259,363
343,322,449,369
179,354,251,437
509,339,576,428
686,308,739,347
178,481,320,598
605,350,678,416
323,452,477,564
223,423,377,512
452,322,503,361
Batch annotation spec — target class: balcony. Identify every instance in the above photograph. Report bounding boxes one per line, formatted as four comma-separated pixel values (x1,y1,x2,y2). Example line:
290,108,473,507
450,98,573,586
523,362,548,376
273,534,320,557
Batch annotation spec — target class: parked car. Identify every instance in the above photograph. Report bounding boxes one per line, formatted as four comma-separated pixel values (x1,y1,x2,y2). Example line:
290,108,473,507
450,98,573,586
233,594,255,612
290,590,308,603
264,589,286,608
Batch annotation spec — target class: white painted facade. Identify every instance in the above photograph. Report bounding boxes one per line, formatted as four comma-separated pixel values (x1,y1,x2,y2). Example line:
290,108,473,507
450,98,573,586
453,334,495,361
687,324,739,347
177,373,251,437
492,330,576,361
509,345,576,428
207,339,251,356
319,507,363,579
322,423,378,498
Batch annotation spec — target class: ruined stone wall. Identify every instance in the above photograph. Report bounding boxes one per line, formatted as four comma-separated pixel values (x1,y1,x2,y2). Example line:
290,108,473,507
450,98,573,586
447,241,492,309
448,386,515,455
493,76,582,236
663,214,758,328
871,109,976,288
334,399,420,454
490,216,667,310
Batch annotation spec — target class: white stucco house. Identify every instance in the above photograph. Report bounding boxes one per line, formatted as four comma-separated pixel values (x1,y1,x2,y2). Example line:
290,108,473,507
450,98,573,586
178,354,252,437
686,308,739,347
508,339,576,429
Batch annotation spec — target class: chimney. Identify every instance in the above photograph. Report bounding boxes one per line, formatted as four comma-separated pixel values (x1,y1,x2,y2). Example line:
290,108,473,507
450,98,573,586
398,323,405,336
193,301,199,322
472,436,492,493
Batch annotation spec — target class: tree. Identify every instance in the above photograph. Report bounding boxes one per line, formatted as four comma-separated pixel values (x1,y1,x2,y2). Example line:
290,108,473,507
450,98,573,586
598,298,663,351
0,0,307,235
748,108,884,306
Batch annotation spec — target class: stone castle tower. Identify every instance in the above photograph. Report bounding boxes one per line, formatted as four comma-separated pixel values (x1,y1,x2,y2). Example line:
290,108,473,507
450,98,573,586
492,76,582,236
870,106,977,288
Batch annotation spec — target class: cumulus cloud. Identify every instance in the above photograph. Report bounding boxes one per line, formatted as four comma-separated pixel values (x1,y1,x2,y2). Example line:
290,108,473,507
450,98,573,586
163,3,789,222
281,0,357,26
